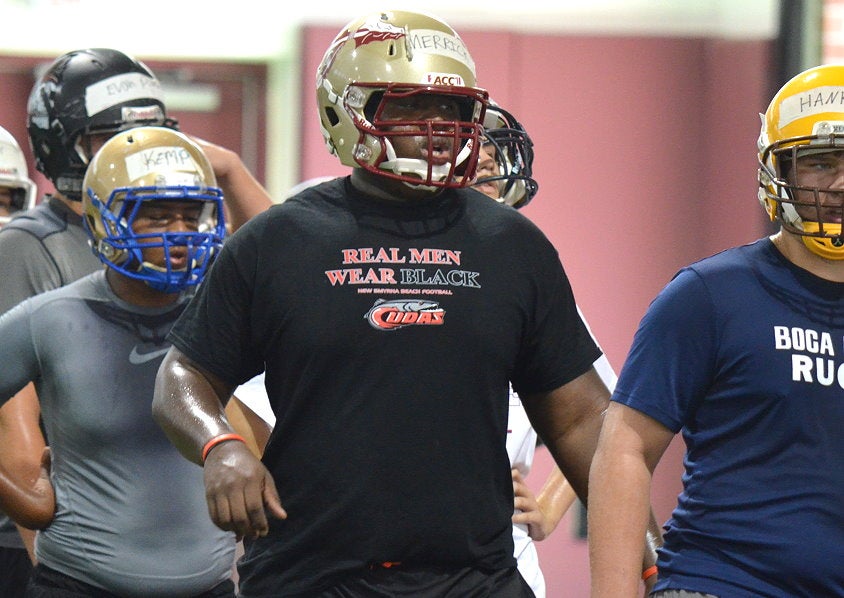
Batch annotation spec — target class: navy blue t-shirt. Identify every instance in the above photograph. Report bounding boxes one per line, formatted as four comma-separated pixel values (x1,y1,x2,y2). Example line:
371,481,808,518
613,239,844,597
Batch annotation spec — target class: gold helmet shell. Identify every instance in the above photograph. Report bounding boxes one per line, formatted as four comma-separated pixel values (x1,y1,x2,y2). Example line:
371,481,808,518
316,10,488,189
82,126,226,291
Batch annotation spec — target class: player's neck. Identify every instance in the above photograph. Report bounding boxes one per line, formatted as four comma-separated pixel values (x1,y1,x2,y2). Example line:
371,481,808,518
105,268,182,308
52,192,84,216
771,231,844,283
351,168,443,203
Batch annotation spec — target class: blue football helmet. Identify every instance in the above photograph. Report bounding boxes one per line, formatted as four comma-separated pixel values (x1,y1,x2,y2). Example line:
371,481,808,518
82,126,225,293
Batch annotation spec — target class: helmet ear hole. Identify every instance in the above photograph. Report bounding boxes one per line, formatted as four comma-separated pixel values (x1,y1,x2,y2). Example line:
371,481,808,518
50,120,65,138
324,107,340,127
364,93,383,122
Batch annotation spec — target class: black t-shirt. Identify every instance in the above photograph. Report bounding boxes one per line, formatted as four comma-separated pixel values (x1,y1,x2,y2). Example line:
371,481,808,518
168,177,600,596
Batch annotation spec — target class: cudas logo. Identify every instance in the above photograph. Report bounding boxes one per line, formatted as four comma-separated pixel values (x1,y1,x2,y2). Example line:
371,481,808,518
365,299,445,331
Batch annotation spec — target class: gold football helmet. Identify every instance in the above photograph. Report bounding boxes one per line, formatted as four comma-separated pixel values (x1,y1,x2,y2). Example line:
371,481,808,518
758,64,844,259
0,126,37,226
82,126,225,292
316,10,488,189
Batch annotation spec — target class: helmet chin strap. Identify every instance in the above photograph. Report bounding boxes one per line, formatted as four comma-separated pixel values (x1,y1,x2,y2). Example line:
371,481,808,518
800,221,844,260
780,201,803,229
382,156,453,182
380,136,474,187
761,185,844,259
778,203,844,259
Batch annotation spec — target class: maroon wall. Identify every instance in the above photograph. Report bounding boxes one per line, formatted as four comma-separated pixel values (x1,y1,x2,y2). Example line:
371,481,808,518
301,24,773,597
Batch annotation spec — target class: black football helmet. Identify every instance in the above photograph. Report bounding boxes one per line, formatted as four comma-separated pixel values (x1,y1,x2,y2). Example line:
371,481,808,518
476,103,538,209
27,48,176,201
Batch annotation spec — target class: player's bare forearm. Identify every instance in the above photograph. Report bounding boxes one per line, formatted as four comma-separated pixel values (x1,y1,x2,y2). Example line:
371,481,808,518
152,347,235,464
189,136,272,231
512,466,576,541
522,367,610,505
226,396,272,458
534,465,577,538
588,403,671,597
588,445,653,595
0,386,52,529
642,512,664,595
0,447,54,530
16,525,37,563
153,348,287,537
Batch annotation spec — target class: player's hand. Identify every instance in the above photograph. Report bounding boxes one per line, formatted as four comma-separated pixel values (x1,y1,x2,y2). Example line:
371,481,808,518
203,440,286,540
511,468,555,541
37,446,53,488
33,447,56,529
0,446,56,529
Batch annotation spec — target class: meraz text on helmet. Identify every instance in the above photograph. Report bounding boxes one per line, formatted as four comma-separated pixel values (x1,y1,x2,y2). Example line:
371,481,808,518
407,31,471,65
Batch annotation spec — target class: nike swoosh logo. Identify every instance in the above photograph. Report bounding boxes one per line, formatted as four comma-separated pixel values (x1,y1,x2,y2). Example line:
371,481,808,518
128,346,171,365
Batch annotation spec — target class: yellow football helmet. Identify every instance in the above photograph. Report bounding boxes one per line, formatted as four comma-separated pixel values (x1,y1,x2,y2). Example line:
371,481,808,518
758,64,844,259
82,126,225,292
316,10,488,189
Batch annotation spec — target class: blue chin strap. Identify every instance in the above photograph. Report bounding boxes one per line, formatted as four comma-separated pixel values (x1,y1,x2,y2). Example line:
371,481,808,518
86,186,227,293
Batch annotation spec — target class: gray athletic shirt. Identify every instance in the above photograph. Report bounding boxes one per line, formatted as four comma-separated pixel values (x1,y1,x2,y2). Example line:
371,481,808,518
0,270,235,596
0,197,101,548
0,196,102,315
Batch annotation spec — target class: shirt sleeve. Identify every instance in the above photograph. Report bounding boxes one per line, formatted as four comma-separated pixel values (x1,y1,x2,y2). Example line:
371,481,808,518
511,237,602,395
0,300,39,405
0,230,62,315
167,224,264,386
611,267,718,432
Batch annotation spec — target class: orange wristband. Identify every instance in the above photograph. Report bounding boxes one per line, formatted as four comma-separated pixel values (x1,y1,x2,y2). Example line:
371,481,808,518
201,433,246,462
642,565,658,581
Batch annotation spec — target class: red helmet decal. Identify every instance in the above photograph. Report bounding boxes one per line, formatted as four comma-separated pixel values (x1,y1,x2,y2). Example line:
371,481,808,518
353,26,405,48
